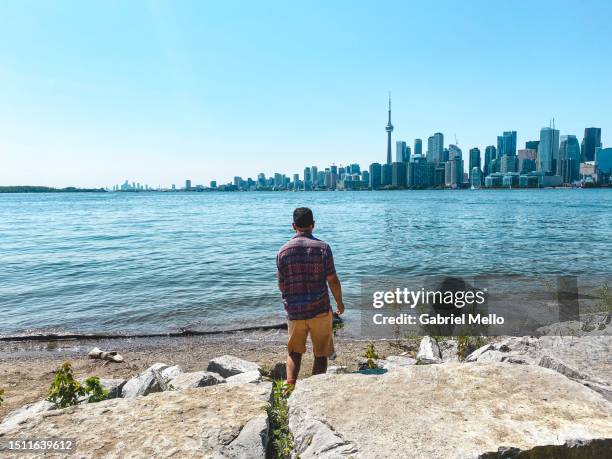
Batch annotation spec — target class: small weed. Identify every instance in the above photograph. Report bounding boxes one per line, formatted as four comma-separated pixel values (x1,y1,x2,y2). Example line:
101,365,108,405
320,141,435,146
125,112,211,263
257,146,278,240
268,380,296,459
457,336,487,361
596,282,612,313
0,388,4,406
364,342,379,369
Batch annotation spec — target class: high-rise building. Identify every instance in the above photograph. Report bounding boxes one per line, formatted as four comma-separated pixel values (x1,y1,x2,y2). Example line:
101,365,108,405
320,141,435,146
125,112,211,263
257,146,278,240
448,144,462,161
500,155,518,173
526,140,540,151
408,155,435,188
405,146,411,162
484,146,496,176
274,173,284,188
444,157,464,188
538,127,560,174
581,127,602,162
469,148,481,184
369,163,382,189
470,168,483,189
427,133,444,164
395,141,406,163
518,149,538,174
595,147,612,178
385,94,393,164
311,166,318,186
497,131,517,156
381,163,393,186
558,135,581,183
414,139,422,156
391,162,407,187
361,170,369,185
185,179,192,190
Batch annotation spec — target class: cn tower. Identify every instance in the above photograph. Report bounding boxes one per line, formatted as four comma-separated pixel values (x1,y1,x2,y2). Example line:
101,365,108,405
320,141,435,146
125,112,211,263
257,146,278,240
385,92,393,164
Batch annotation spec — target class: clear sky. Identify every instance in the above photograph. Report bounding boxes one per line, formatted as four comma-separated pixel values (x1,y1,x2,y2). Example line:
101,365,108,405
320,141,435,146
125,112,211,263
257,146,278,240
1,0,611,188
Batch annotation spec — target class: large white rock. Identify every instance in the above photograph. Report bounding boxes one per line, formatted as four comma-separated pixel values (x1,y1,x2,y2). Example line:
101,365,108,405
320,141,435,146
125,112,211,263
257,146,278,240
0,400,55,434
121,363,170,398
379,355,416,371
288,363,612,458
1,383,272,458
225,370,263,386
207,355,260,378
169,371,225,390
416,336,442,364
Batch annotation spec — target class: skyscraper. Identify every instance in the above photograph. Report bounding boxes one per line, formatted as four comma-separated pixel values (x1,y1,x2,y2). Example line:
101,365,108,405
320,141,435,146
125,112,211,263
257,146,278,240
414,139,422,156
558,135,581,183
369,163,382,189
497,131,517,156
484,146,496,176
427,132,444,164
311,166,318,186
525,140,540,151
538,126,560,174
395,141,406,163
385,94,393,164
581,127,602,162
469,147,481,184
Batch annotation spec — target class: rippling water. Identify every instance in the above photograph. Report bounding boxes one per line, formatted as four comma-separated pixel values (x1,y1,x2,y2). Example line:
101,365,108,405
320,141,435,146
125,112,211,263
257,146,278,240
1,190,610,336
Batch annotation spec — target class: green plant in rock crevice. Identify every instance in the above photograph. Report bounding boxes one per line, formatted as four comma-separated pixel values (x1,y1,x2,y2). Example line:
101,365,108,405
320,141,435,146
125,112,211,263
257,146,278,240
0,388,4,407
364,342,379,369
47,362,109,408
268,380,297,459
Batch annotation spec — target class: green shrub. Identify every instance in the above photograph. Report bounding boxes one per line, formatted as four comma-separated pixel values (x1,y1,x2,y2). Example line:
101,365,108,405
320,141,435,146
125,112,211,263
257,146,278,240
83,377,109,403
47,362,109,408
0,388,4,406
268,380,296,459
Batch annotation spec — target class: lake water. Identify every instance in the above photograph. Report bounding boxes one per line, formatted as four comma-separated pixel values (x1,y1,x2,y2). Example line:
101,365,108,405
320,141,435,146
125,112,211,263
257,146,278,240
1,190,611,337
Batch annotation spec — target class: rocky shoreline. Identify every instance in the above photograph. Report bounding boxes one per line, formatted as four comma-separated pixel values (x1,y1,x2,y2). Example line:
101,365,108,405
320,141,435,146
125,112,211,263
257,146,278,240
0,330,611,458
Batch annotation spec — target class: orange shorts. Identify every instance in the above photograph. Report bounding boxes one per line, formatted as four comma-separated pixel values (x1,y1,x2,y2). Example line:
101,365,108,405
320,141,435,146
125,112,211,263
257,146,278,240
287,310,335,357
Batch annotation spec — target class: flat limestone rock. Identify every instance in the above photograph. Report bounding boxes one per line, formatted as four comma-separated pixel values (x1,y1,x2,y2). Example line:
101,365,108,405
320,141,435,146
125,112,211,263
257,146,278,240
169,371,225,390
289,363,612,459
207,355,261,378
1,382,272,459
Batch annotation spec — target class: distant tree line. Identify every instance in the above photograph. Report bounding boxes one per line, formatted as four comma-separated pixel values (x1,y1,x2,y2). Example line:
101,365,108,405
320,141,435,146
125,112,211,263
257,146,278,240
0,186,107,193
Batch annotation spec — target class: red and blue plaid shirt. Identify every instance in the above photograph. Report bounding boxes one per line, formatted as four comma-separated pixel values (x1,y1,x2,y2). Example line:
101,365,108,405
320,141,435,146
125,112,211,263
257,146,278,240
277,231,336,320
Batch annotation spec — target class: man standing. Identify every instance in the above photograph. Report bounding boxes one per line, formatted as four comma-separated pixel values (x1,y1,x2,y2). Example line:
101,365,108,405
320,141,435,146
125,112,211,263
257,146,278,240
276,207,344,386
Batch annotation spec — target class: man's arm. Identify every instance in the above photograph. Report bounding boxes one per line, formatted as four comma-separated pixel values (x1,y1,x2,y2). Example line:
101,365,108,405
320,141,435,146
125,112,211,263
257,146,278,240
327,273,344,315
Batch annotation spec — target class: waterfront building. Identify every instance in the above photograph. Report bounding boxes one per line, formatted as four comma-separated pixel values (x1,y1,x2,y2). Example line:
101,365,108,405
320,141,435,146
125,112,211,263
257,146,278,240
385,94,393,164
595,147,612,183
538,127,560,174
427,132,444,164
311,166,318,186
396,141,407,163
414,138,422,156
500,155,518,173
485,173,504,188
317,171,325,187
408,155,435,188
444,157,463,188
519,175,540,188
324,170,332,189
304,167,312,190
558,135,581,183
484,145,496,176
469,147,481,185
497,131,517,157
185,179,192,190
581,127,602,162
381,163,393,186
274,173,284,188
369,163,382,189
391,162,407,187
361,170,370,185
433,165,445,188
470,167,483,189
502,173,520,188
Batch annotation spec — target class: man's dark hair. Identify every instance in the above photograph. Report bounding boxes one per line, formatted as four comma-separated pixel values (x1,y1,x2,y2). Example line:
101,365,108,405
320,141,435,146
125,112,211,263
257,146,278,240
293,207,314,228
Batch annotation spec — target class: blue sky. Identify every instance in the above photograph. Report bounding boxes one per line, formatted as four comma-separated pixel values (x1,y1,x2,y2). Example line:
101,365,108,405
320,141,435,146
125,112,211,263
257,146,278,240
1,0,611,187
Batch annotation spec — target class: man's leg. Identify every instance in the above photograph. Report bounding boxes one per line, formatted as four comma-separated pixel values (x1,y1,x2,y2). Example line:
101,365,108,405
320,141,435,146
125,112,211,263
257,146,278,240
312,356,327,375
309,311,334,376
286,319,308,385
286,352,302,384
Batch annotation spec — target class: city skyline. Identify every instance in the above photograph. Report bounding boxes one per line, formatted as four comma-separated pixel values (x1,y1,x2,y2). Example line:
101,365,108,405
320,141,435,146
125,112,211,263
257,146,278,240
1,1,612,187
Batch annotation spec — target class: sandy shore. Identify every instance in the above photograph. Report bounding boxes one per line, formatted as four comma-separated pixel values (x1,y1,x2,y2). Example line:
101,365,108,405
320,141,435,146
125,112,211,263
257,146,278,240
0,328,416,420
